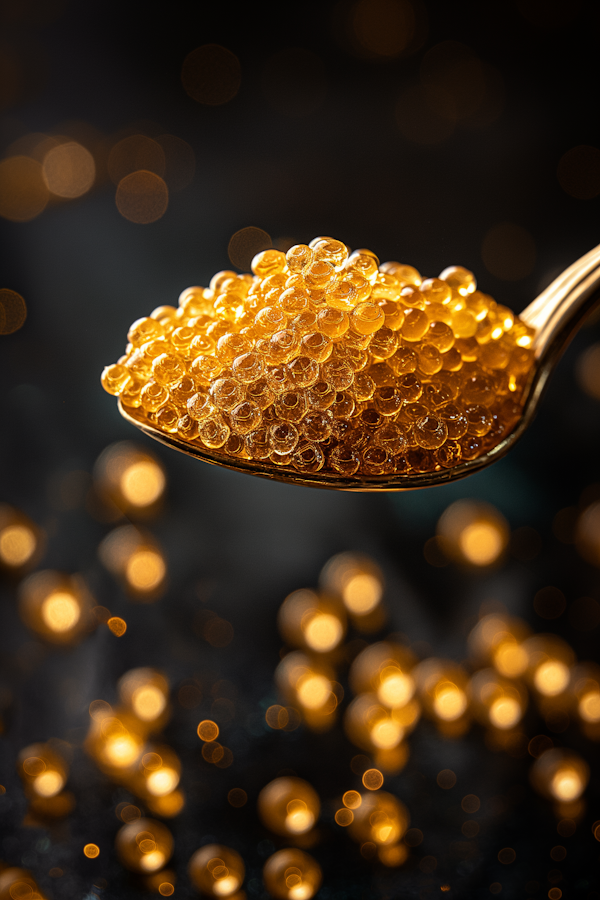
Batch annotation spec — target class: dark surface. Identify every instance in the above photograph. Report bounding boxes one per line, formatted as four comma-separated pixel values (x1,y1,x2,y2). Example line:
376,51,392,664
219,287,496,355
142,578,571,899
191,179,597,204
1,1,600,897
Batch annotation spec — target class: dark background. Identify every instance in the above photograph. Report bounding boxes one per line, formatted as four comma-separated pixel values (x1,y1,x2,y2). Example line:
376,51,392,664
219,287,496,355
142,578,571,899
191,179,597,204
1,0,600,897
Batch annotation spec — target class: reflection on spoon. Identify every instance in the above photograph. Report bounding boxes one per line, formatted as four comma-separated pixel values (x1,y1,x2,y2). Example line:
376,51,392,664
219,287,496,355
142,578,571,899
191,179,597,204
103,238,600,491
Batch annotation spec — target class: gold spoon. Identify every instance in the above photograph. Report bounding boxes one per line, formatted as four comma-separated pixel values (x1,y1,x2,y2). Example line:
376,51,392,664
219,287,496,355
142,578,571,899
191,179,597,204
119,243,600,491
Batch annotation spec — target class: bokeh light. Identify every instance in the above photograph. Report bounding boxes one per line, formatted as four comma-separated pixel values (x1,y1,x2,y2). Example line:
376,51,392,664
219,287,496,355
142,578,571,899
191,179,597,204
414,659,470,730
181,44,241,106
348,790,409,846
228,226,272,271
188,844,245,897
42,141,95,197
94,442,166,516
19,743,68,800
0,504,39,568
119,668,170,726
0,155,49,221
320,552,384,624
19,570,91,643
278,588,346,653
257,777,320,837
576,343,600,400
437,500,509,567
156,134,196,191
557,145,600,199
469,669,527,731
263,848,322,900
531,749,589,804
0,289,27,335
99,526,167,600
83,843,100,858
115,818,174,873
108,616,127,636
115,170,169,224
107,135,166,184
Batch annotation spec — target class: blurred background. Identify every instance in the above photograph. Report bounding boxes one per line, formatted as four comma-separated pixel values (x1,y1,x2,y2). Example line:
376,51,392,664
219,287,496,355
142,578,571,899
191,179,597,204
1,0,600,896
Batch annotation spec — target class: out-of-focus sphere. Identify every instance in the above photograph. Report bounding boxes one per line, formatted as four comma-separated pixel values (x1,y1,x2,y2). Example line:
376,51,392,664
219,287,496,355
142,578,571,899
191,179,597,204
534,660,570,696
33,769,64,797
126,549,166,591
550,768,584,802
433,684,467,721
257,777,320,837
296,674,331,710
263,848,322,900
120,460,165,507
104,734,141,768
146,767,179,797
0,524,36,566
188,844,245,897
132,684,167,721
377,670,414,708
458,522,503,565
579,690,600,722
348,791,409,847
343,573,382,614
42,141,96,198
489,696,521,730
493,642,529,677
40,591,80,632
303,613,343,651
370,718,403,750
115,818,174,873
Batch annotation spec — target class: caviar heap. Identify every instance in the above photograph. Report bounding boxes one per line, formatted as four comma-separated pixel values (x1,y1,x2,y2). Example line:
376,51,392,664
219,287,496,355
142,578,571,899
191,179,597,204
101,238,535,480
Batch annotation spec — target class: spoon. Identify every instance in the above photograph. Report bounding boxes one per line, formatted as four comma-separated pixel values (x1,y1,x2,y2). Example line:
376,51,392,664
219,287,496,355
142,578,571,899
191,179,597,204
118,243,600,491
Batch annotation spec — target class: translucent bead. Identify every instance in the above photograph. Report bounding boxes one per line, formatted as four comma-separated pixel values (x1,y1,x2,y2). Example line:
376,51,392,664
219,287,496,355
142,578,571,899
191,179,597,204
177,414,200,442
307,381,337,411
401,309,430,341
209,270,237,293
371,272,402,299
345,271,372,303
338,345,369,372
280,287,310,315
251,249,286,278
427,322,455,352
170,375,198,407
461,374,495,407
246,379,275,409
261,273,288,297
125,350,152,378
270,421,299,454
379,262,421,285
128,317,165,346
232,352,265,383
406,447,435,472
140,339,169,360
190,354,223,386
312,237,348,266
352,372,375,401
217,333,252,363
351,302,385,336
368,362,394,387
214,292,244,320
246,427,271,459
373,387,403,417
101,364,131,395
291,311,318,334
474,317,496,344
199,415,230,449
188,314,215,331
266,365,294,395
190,334,216,356
270,450,294,466
287,356,320,388
187,392,214,422
321,359,354,391
150,305,178,326
509,346,533,374
421,382,454,409
330,445,360,475
304,259,336,290
417,343,443,376
254,306,288,336
225,433,249,457
286,244,314,273
495,304,514,332
362,445,390,475
275,391,307,423
230,400,262,434
170,326,196,354
435,441,462,468
420,277,452,305
373,422,407,455
343,329,372,351
210,377,245,411
454,337,479,362
265,329,300,365
439,265,476,295
460,435,482,460
441,347,463,371
464,290,491,322
206,320,231,341
397,373,423,402
451,310,478,339
326,280,357,311
438,403,468,439
152,354,187,387
358,409,384,432
369,326,398,360
399,402,429,428
480,341,510,370
424,302,453,325
293,441,325,473
330,391,355,419
141,381,169,412
388,347,417,376
413,415,448,449
155,403,179,433
301,410,333,442
379,300,405,331
300,332,333,363
399,286,425,309
120,378,144,408
465,404,493,436
346,251,378,281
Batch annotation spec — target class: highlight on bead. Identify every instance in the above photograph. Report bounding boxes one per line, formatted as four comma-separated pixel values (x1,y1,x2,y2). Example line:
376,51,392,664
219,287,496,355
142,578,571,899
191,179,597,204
102,236,536,484
0,504,40,570
93,441,166,516
115,818,174,873
257,777,320,837
437,499,509,566
262,848,322,900
188,844,245,897
18,570,93,644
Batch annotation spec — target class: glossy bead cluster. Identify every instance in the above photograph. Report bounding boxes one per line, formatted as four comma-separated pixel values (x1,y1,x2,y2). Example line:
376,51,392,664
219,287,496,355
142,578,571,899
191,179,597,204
102,237,535,479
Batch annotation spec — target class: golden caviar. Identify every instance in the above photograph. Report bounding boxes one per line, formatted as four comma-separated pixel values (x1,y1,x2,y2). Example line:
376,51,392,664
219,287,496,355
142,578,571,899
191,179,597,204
102,238,535,480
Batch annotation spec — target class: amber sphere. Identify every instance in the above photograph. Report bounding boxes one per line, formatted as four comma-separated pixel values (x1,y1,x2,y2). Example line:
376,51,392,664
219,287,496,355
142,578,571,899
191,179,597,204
115,818,174,873
263,848,322,900
0,868,42,900
347,791,409,846
257,777,321,836
188,844,245,897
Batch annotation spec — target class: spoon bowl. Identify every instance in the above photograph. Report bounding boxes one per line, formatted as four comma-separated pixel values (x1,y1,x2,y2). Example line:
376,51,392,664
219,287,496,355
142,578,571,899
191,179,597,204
116,243,600,491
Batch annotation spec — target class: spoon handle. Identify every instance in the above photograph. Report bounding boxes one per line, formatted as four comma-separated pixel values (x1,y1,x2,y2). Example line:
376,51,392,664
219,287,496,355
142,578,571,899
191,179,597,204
521,243,600,360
